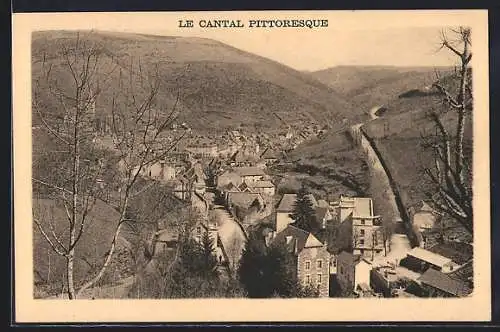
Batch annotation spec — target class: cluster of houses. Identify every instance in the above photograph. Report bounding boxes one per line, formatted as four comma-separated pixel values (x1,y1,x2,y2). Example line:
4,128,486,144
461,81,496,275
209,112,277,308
111,120,473,299
259,193,473,298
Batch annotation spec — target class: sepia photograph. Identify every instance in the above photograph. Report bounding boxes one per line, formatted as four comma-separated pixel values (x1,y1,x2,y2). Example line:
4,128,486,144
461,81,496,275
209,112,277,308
13,10,490,322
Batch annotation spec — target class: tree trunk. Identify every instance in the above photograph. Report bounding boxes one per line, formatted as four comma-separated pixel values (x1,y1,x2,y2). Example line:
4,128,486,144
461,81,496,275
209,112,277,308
66,250,76,299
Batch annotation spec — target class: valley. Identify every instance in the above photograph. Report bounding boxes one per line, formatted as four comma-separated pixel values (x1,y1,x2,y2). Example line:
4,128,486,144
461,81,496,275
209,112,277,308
31,30,473,300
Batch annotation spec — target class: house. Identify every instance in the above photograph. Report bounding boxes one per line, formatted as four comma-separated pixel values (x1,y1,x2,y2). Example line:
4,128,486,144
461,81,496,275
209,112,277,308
402,247,459,273
418,268,471,297
233,166,267,183
143,160,176,182
217,166,268,190
335,195,385,260
267,225,330,297
336,251,373,295
275,193,318,233
237,181,253,193
227,191,264,210
249,180,275,196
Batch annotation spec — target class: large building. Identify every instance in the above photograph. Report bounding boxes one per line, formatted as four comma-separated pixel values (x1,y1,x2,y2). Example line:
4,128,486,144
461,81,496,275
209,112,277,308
336,196,385,260
267,225,330,297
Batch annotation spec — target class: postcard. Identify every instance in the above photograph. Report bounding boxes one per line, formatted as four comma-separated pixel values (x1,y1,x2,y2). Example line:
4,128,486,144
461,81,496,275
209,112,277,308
12,9,490,322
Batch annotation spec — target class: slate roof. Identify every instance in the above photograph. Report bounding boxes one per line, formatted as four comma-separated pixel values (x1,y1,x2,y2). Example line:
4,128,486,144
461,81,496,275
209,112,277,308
418,268,471,297
251,180,274,188
233,166,266,177
407,247,453,268
272,225,323,254
227,192,263,209
276,193,318,212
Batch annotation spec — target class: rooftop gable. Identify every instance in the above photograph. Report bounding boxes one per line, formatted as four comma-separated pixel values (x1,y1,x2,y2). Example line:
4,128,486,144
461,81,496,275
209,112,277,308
304,233,324,248
273,224,311,253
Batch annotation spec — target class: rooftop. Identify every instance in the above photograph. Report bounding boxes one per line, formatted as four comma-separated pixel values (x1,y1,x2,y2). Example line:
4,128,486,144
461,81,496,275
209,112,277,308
251,180,274,188
418,268,471,297
233,166,267,177
407,247,453,268
227,192,263,209
339,196,374,217
276,193,318,212
273,224,323,254
337,251,369,266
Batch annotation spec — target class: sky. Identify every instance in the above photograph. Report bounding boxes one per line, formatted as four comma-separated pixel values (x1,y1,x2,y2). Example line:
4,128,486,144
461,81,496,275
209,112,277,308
125,26,458,71
17,11,472,71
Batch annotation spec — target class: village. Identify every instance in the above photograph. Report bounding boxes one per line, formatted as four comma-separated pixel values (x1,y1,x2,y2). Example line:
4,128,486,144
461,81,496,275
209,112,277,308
90,115,474,299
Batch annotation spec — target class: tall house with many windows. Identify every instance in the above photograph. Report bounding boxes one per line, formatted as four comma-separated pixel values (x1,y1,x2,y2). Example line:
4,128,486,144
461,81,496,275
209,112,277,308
337,196,385,260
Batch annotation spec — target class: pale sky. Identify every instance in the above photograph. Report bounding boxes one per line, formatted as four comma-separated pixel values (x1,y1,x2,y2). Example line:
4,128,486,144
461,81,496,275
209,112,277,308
18,11,473,71
123,26,458,71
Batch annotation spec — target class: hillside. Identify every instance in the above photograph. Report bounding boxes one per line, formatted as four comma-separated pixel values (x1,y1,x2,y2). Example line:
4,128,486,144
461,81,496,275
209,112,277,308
361,73,472,239
32,30,358,133
310,66,453,113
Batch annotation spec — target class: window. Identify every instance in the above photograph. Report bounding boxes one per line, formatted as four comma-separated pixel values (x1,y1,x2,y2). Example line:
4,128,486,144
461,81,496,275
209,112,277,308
305,275,311,284
361,219,365,225
340,266,343,274
305,261,311,270
317,274,322,284
359,239,365,245
317,260,323,269
360,229,365,236
196,226,202,234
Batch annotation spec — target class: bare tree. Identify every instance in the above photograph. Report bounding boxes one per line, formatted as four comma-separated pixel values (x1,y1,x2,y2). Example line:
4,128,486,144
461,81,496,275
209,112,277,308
32,31,187,299
423,27,473,234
